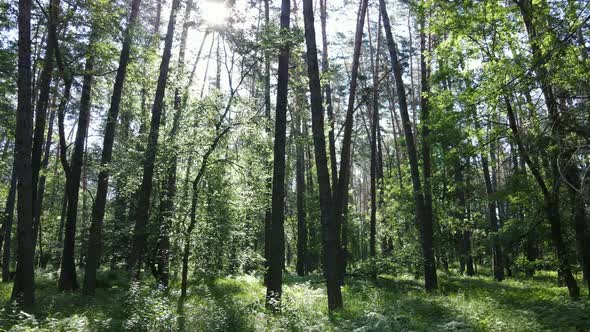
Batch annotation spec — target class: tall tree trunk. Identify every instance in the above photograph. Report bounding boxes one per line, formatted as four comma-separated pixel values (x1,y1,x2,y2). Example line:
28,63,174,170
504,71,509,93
34,107,55,269
2,167,17,282
505,96,579,299
54,68,72,270
460,158,475,276
31,0,59,254
333,0,368,289
295,115,307,277
128,0,181,274
380,0,437,291
318,0,337,190
478,124,504,281
302,0,343,311
266,0,290,311
368,6,381,279
155,0,195,289
262,0,272,288
83,0,142,295
59,44,95,291
514,0,579,300
418,5,437,287
12,0,35,306
407,6,417,144
565,164,590,296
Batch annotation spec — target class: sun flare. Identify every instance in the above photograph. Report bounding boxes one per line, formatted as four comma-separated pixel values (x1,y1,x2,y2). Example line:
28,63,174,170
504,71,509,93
199,0,230,27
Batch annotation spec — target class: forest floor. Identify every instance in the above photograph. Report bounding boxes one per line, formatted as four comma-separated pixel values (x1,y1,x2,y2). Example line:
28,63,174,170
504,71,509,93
0,270,589,331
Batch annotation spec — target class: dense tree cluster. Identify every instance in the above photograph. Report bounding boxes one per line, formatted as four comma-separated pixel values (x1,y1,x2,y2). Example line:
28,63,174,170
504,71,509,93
0,0,588,318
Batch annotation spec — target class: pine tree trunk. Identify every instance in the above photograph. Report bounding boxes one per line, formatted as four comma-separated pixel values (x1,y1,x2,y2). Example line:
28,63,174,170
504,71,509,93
155,0,197,288
318,0,337,190
34,105,56,268
83,0,142,295
128,0,181,273
263,0,272,288
59,48,94,291
330,0,368,290
418,7,437,289
368,6,381,279
302,0,343,311
266,0,290,311
31,0,59,256
2,167,17,282
12,0,35,306
380,0,437,291
295,115,307,277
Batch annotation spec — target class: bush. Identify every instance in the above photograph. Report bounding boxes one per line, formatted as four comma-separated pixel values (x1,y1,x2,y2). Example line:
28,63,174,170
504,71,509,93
123,282,177,331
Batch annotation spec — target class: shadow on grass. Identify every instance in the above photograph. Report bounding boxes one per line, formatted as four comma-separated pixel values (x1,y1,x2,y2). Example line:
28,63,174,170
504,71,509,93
339,276,474,330
0,270,129,330
440,275,590,330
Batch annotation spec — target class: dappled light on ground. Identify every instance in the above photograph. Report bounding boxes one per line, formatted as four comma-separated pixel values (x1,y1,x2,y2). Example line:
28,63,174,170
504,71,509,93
1,271,588,331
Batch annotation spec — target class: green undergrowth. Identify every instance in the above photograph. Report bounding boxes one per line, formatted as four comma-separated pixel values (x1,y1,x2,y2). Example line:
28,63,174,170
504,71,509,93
0,270,588,331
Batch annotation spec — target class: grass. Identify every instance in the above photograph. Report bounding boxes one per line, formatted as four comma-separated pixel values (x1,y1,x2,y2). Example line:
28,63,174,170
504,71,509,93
0,269,588,331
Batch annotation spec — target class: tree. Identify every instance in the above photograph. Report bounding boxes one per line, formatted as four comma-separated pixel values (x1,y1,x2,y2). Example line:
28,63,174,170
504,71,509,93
58,33,95,291
2,166,17,282
31,0,59,257
302,0,343,310
154,0,195,289
367,5,382,279
295,113,307,277
266,0,290,311
332,0,368,285
83,0,142,295
379,0,437,292
318,0,337,190
512,0,580,299
479,124,504,282
128,0,181,274
12,0,35,307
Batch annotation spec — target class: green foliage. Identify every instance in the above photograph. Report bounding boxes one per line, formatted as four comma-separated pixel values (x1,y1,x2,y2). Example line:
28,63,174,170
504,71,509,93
3,272,588,331
123,282,178,331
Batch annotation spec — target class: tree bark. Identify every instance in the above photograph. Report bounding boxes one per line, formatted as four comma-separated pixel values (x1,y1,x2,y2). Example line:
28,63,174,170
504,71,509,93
262,0,272,288
302,0,343,310
266,0,290,311
2,167,17,282
514,0,580,299
295,115,307,277
418,5,437,286
367,5,381,279
565,163,590,296
12,0,35,306
155,0,198,289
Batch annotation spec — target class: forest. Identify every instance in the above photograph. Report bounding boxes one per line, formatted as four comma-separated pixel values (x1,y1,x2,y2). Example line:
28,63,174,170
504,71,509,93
0,0,589,329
